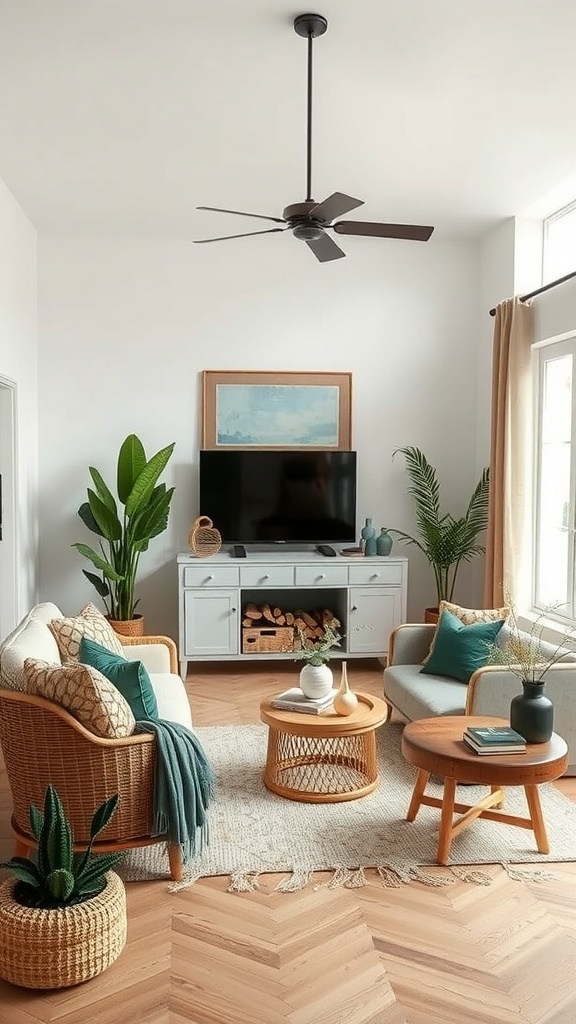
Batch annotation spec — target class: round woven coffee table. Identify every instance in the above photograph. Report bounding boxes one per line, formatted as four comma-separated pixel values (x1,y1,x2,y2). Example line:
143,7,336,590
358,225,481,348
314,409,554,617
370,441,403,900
401,715,569,864
260,692,388,802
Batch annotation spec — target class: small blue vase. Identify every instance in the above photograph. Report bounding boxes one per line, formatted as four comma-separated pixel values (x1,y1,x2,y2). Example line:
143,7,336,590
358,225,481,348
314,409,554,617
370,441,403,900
361,517,377,556
376,528,393,556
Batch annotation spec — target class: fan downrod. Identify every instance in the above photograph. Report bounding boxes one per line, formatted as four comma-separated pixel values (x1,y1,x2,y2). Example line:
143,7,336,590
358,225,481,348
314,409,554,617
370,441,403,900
293,13,327,38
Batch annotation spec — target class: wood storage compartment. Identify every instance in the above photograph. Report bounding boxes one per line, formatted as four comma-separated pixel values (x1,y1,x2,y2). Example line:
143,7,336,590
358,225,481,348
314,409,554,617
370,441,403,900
241,601,341,655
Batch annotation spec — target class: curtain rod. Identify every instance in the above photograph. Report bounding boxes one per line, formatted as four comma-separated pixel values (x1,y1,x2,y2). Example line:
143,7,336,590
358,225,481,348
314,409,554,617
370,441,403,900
489,268,576,316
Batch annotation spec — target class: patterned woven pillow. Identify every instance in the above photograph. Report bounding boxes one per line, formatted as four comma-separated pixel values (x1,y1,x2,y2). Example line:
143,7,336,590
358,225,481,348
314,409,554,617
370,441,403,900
23,658,135,738
423,600,510,665
48,602,126,662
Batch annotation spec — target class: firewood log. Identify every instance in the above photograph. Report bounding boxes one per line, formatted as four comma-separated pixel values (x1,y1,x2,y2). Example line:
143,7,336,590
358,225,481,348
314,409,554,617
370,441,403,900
285,611,295,626
273,606,282,619
242,617,253,628
245,603,262,620
276,615,286,626
301,611,317,630
262,603,275,623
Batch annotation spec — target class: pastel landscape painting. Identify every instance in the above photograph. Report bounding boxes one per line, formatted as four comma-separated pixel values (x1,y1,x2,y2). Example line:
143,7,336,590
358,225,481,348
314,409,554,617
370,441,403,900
216,384,340,446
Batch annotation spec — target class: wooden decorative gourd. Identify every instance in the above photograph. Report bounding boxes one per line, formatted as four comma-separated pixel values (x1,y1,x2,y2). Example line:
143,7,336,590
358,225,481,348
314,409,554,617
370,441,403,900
188,516,222,557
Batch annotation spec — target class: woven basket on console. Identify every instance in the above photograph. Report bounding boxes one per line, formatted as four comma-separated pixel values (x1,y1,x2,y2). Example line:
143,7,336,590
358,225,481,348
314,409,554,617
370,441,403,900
0,871,126,989
188,515,222,557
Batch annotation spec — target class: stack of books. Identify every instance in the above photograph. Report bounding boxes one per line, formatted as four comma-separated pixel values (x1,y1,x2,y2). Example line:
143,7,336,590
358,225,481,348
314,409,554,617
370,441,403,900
271,687,337,714
463,724,527,755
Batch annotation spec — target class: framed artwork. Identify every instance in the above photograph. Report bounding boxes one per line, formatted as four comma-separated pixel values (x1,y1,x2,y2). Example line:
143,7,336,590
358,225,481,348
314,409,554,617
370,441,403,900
201,371,352,450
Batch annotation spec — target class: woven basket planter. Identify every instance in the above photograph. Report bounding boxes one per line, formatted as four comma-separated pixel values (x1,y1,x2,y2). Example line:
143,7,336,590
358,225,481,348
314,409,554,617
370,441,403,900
0,871,127,989
107,614,145,637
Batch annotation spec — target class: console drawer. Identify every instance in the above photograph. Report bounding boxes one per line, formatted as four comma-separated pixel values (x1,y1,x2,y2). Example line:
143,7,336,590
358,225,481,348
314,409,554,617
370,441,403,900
348,562,403,586
182,565,239,588
294,565,348,587
240,565,294,587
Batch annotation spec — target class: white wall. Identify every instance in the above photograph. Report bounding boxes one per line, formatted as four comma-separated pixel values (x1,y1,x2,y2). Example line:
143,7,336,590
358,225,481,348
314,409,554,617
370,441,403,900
38,234,482,633
0,178,38,630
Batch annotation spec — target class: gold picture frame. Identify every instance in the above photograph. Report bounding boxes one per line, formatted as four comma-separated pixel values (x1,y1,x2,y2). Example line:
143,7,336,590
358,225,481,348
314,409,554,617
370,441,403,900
201,370,352,450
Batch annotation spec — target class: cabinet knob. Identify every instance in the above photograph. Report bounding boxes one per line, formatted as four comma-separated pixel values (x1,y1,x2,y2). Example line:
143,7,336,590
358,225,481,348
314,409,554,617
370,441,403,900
206,574,214,581
370,573,379,580
351,604,358,612
318,573,326,580
262,574,270,580
231,607,237,613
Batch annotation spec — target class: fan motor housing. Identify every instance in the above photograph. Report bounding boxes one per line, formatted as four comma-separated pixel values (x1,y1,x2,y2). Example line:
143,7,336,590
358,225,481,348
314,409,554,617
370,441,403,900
292,223,325,241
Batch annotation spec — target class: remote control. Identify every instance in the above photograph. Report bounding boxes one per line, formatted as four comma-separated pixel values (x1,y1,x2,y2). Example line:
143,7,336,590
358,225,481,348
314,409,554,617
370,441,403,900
316,544,337,557
232,544,247,558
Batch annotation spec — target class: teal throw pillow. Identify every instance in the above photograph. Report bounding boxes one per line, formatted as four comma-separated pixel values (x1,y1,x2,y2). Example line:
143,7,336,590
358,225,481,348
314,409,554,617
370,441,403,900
79,636,159,721
420,608,505,684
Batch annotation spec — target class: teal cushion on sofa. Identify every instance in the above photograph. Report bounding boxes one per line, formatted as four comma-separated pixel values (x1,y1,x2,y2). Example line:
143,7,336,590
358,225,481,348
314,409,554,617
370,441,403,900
420,609,505,684
79,636,158,720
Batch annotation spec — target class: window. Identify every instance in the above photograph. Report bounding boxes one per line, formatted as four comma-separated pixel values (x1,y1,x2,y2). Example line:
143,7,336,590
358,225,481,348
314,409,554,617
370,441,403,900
543,201,576,285
533,337,576,625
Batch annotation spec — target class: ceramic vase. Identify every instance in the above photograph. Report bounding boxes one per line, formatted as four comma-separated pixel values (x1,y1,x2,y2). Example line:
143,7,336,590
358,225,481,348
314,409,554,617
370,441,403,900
299,662,333,700
510,680,554,743
376,528,393,556
333,661,358,716
361,517,377,556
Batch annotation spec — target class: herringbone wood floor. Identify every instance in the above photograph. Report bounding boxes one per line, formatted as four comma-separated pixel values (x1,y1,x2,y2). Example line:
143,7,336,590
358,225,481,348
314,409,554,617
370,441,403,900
1,659,576,1024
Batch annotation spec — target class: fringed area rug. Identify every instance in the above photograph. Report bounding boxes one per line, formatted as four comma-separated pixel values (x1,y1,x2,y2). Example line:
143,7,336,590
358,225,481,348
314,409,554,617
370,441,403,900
119,720,576,892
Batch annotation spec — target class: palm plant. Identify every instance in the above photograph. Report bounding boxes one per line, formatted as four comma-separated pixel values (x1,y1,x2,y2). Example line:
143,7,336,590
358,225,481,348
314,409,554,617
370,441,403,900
73,433,176,621
390,446,490,608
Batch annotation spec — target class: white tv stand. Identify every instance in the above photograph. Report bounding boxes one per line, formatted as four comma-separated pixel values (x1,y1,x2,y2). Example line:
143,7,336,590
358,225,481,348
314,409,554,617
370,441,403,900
177,548,408,675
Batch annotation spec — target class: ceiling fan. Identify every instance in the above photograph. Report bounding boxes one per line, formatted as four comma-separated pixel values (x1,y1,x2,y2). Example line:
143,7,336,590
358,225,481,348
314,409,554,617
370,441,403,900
194,13,434,263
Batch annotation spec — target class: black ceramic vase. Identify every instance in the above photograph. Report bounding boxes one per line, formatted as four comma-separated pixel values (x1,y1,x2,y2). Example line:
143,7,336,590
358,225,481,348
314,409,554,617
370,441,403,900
510,680,554,743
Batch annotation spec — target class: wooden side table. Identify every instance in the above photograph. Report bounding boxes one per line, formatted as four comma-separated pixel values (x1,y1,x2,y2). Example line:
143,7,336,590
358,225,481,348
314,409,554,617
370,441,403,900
259,692,388,802
401,716,569,864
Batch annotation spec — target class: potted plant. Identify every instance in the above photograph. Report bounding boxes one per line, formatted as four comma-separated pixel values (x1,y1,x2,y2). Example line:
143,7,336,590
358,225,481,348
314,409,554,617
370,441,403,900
390,446,490,621
294,618,343,698
0,786,126,989
73,433,176,635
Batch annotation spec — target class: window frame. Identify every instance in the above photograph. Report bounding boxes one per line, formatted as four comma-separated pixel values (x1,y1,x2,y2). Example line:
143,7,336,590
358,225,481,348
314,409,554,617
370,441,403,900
532,332,576,628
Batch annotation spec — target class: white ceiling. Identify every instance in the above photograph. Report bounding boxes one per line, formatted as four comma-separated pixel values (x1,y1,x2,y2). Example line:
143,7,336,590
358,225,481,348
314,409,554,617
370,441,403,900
1,0,575,240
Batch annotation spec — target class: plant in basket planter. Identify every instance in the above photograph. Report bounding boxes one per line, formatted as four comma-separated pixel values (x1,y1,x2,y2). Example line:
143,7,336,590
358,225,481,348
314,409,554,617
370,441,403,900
73,433,176,635
390,446,489,622
0,785,126,989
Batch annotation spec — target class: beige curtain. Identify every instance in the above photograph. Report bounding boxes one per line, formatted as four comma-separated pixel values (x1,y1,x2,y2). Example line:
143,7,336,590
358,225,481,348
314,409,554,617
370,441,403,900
483,297,534,607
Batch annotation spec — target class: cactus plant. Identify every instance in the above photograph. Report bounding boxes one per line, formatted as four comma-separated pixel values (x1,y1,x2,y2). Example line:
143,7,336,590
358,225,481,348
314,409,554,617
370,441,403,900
0,785,124,909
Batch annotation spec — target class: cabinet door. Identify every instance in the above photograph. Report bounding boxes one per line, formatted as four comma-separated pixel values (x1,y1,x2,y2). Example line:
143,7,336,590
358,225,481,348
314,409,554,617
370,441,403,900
183,590,239,657
348,588,402,655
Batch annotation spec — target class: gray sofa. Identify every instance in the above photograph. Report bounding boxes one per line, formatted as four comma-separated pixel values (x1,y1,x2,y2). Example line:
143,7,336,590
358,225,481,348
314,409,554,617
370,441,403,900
383,622,576,775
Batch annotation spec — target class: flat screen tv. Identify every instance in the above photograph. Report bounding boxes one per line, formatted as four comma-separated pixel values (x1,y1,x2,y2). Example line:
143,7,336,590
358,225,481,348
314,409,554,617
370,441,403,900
199,450,357,545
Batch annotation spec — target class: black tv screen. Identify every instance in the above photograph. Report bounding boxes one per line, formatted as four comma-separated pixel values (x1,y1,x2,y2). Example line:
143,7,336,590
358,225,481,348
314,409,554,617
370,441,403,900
199,450,357,545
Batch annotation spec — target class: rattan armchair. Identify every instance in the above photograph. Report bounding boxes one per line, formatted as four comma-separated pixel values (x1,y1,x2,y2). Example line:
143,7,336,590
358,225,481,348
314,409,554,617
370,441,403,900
0,688,183,880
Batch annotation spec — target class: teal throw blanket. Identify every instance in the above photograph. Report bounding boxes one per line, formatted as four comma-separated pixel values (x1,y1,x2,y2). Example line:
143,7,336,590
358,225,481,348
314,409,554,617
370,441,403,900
136,718,215,864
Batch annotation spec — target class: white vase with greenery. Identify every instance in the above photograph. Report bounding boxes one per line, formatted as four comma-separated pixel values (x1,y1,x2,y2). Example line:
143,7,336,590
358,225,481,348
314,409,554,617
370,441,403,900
294,619,343,699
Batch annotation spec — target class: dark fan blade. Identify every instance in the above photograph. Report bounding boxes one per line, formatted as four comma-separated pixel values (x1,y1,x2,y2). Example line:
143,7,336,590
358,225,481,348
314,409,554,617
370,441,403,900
305,232,346,263
333,221,434,241
194,228,287,244
197,206,286,224
309,192,364,224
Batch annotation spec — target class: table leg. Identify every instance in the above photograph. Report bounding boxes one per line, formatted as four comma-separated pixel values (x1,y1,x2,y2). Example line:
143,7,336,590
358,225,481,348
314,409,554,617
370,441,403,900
437,777,457,865
524,784,550,854
490,784,504,809
407,768,429,821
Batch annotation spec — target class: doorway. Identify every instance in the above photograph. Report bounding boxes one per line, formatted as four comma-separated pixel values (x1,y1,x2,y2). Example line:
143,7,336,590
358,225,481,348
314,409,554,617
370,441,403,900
0,376,17,638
